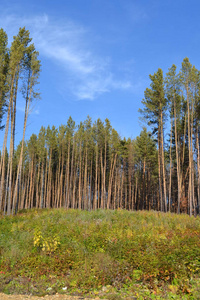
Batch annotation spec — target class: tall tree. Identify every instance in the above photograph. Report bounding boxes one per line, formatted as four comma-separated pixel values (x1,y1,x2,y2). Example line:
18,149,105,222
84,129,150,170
13,44,41,214
180,58,194,215
140,69,167,211
0,28,33,214
165,64,183,213
0,28,9,130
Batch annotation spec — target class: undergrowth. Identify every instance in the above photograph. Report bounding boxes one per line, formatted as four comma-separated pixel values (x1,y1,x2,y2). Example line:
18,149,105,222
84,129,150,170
0,209,200,299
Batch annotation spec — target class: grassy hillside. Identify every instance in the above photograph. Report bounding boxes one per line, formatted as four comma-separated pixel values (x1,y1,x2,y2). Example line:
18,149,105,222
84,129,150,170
0,209,200,299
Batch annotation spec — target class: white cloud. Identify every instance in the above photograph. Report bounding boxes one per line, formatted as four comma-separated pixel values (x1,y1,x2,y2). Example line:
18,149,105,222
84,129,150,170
0,14,132,100
75,75,132,100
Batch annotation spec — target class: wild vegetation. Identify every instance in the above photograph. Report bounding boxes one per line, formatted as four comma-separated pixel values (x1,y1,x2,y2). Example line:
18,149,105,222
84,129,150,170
0,209,200,299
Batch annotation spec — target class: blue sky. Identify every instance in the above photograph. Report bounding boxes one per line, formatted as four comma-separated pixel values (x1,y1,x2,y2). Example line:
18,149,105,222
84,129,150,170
0,0,200,146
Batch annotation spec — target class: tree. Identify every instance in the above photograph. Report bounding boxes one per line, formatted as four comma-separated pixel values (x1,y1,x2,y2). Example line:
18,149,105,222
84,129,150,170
180,58,195,215
0,27,35,214
13,43,41,214
0,28,9,130
165,64,183,213
134,127,157,210
140,69,167,211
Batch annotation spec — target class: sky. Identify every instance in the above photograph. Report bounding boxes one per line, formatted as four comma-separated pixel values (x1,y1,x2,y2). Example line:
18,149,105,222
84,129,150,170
0,0,200,146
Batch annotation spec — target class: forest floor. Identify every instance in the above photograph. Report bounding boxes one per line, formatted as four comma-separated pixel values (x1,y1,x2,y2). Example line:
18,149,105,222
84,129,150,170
0,294,100,300
0,293,109,300
0,209,200,299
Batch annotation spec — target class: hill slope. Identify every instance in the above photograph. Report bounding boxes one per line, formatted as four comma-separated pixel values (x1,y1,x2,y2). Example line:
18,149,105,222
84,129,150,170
0,209,200,299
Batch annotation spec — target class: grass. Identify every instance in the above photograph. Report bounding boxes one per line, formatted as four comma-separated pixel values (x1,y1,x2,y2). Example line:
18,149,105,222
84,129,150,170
0,208,200,299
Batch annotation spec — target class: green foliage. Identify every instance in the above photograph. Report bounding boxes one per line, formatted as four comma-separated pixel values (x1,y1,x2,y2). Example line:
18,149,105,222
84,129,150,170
134,127,157,172
140,68,167,133
0,209,200,298
0,28,9,130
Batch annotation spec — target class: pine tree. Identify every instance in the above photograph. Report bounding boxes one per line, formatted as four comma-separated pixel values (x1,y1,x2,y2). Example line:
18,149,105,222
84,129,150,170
140,69,167,211
13,44,41,214
165,64,182,212
0,28,9,130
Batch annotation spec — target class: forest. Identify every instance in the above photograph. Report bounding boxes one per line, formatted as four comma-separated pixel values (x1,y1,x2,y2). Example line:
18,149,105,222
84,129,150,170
0,27,200,216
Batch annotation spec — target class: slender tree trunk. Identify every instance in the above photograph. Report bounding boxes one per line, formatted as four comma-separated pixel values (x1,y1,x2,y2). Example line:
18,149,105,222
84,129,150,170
107,153,117,209
0,72,16,210
120,164,125,209
98,160,100,209
0,101,11,210
12,82,33,213
196,126,200,213
47,150,52,208
187,84,192,216
142,158,146,210
7,106,15,215
78,141,82,210
135,177,138,210
89,160,92,210
160,111,167,212
113,169,117,209
84,146,88,210
40,162,45,209
169,118,173,212
72,143,77,209
69,137,75,207
66,140,70,208
117,168,120,209
158,136,163,212
104,139,107,208
174,99,181,213
100,149,104,209
94,143,98,210
36,160,40,208
191,97,195,213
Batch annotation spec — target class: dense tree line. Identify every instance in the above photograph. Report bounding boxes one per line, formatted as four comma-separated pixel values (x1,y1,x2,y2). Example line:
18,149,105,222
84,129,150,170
0,27,199,215
140,59,200,215
1,116,158,213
